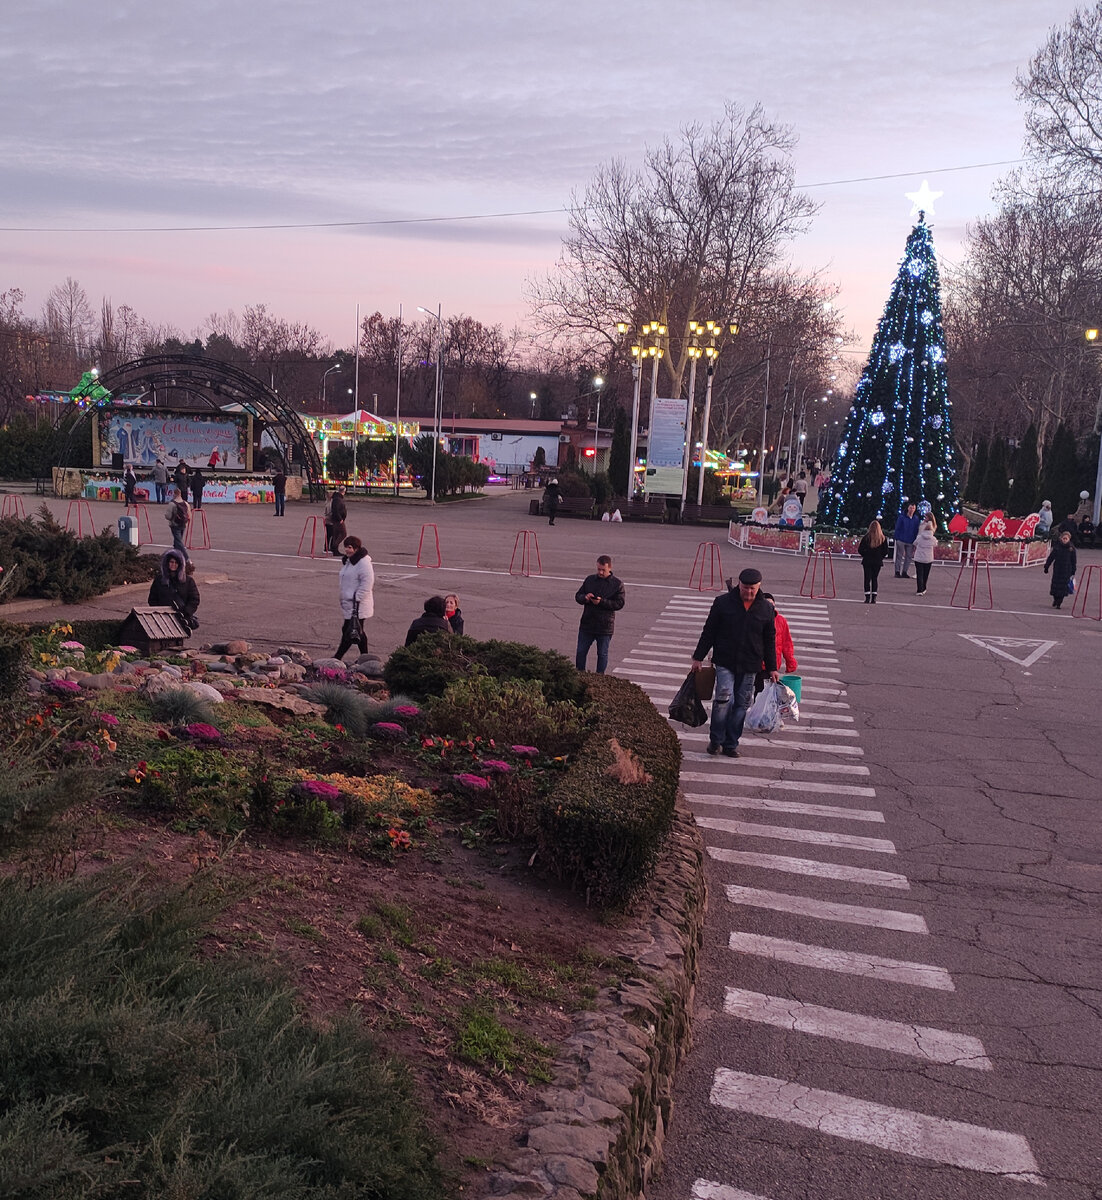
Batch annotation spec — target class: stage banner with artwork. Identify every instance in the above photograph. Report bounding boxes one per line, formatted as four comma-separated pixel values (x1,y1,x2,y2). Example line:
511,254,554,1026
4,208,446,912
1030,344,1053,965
83,474,275,504
95,410,249,470
644,397,688,496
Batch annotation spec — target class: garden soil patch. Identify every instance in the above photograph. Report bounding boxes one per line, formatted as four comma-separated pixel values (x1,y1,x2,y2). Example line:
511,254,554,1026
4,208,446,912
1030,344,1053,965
24,802,630,1194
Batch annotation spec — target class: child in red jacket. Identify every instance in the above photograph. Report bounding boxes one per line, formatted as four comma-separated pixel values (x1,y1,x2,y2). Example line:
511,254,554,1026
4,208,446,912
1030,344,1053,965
755,592,797,692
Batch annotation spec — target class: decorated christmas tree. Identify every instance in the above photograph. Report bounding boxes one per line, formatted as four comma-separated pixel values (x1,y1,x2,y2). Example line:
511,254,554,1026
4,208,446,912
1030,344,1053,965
819,192,960,531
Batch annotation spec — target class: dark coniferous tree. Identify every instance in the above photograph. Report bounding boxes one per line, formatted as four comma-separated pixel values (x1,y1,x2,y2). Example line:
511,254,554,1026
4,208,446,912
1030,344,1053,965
1041,422,1081,521
965,439,988,503
1006,424,1040,515
819,214,960,530
978,438,1009,509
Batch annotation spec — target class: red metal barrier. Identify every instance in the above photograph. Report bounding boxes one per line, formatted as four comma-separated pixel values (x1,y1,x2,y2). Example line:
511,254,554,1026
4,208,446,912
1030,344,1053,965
800,550,837,599
950,555,994,610
185,509,211,550
297,516,325,559
417,523,441,568
1072,563,1102,621
509,530,542,577
1,494,27,519
688,542,724,592
64,498,95,537
125,503,155,546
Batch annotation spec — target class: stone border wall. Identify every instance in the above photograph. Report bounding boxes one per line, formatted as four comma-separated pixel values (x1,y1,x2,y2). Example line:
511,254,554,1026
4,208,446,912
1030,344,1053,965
484,803,707,1200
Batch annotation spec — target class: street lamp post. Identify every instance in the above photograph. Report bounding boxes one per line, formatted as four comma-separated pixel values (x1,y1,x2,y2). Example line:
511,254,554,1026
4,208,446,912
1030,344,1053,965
591,376,603,474
319,363,341,408
1085,329,1102,527
418,304,444,504
628,345,643,498
680,333,703,517
694,321,738,507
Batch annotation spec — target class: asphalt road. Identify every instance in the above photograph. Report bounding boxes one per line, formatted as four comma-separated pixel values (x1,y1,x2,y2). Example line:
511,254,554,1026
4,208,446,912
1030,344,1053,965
10,488,1102,1197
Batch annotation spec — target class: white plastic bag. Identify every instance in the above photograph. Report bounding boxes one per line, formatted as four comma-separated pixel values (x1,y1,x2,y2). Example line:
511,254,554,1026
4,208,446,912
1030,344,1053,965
610,508,623,523
775,682,799,723
745,681,784,734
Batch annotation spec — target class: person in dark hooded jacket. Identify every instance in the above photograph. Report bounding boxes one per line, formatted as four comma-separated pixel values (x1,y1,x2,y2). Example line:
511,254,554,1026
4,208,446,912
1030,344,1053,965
148,550,200,631
404,596,453,646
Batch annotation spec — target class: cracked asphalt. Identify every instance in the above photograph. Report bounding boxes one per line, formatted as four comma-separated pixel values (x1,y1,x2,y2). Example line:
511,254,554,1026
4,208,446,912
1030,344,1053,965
12,488,1102,1197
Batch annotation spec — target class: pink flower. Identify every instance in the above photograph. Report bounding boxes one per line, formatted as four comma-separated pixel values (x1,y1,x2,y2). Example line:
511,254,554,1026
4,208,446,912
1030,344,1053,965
371,722,405,739
454,773,490,791
184,722,222,743
93,712,120,727
118,645,139,654
393,705,421,718
296,779,341,801
510,744,539,758
45,679,81,695
481,759,512,773
59,640,85,650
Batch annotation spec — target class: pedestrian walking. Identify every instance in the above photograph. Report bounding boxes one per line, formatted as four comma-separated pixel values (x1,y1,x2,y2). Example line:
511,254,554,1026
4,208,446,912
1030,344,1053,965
325,486,347,555
913,516,937,595
151,458,168,504
173,462,189,497
858,519,891,603
1037,500,1053,537
334,535,374,659
189,464,205,510
122,464,137,506
148,550,200,632
443,593,464,635
1044,530,1077,610
165,488,191,561
893,503,920,577
272,466,287,516
404,596,452,646
574,554,625,673
691,566,778,758
544,478,562,525
794,472,809,507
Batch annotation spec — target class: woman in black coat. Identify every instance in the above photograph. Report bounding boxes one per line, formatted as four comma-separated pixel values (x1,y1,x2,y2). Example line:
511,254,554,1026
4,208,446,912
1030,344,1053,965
1044,530,1077,609
543,478,562,526
857,520,892,604
148,550,201,631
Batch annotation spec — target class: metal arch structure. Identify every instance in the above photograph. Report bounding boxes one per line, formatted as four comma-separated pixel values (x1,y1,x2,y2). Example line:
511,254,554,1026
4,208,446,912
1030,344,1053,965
55,354,325,499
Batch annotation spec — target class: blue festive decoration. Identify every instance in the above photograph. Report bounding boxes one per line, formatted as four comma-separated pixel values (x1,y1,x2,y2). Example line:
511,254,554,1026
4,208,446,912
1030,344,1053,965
820,214,960,530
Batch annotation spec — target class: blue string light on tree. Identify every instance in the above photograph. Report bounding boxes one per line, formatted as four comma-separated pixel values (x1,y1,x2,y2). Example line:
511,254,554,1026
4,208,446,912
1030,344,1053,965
819,180,960,532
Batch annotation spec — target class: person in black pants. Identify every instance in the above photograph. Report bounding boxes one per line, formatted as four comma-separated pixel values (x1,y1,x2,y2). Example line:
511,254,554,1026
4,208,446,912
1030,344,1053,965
190,464,205,510
272,467,287,516
858,520,892,603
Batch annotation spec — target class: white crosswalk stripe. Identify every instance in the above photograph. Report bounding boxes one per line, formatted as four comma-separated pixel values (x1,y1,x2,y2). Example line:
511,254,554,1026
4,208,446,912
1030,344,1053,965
679,752,869,775
724,884,928,933
722,989,993,1069
696,817,895,853
709,1070,1042,1183
683,774,876,797
685,792,883,821
690,1183,773,1200
708,847,911,890
726,932,953,990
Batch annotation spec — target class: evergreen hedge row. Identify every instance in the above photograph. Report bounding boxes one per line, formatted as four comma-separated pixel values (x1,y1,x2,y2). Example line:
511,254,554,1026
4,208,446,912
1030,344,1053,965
533,673,681,910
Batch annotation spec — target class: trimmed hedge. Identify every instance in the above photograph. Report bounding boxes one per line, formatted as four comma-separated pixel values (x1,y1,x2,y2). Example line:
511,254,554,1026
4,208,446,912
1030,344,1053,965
533,674,681,910
384,634,585,705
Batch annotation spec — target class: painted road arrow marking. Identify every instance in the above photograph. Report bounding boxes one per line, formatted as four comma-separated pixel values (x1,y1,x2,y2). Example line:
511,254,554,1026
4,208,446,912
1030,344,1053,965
958,634,1058,668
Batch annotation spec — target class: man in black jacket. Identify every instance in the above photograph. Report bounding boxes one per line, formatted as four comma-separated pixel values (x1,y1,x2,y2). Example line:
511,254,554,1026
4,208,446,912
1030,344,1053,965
691,566,778,758
575,554,625,673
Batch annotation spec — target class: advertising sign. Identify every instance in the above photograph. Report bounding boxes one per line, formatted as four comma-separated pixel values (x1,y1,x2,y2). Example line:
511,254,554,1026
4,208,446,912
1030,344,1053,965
97,410,249,470
644,397,688,496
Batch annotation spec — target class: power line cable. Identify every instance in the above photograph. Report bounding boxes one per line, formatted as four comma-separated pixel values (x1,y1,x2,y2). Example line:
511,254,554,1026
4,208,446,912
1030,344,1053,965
0,158,1030,234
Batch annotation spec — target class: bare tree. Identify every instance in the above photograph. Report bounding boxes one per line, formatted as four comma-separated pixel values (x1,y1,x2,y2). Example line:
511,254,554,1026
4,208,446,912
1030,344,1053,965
530,102,818,396
1018,3,1102,178
43,277,94,356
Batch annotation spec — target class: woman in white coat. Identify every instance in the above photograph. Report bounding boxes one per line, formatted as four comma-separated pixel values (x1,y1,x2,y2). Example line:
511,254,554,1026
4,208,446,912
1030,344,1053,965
334,534,374,660
913,517,937,596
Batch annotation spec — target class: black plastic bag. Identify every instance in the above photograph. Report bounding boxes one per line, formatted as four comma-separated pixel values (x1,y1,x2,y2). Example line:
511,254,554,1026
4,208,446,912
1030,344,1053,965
669,671,708,727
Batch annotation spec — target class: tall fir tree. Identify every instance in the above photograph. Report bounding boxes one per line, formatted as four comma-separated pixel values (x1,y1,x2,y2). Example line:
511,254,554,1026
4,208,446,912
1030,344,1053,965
978,438,1009,509
819,214,960,530
1006,424,1039,515
1041,422,1081,521
965,438,988,503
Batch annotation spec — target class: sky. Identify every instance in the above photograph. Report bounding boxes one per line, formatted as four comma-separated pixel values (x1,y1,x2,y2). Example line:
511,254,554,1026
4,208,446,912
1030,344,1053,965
0,0,1082,362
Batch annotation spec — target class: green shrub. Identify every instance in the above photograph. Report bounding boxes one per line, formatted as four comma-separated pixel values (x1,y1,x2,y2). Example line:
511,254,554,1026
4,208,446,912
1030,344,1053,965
0,877,441,1197
428,676,589,758
533,674,681,910
0,509,156,604
302,680,375,735
0,619,28,700
148,687,218,728
384,633,584,704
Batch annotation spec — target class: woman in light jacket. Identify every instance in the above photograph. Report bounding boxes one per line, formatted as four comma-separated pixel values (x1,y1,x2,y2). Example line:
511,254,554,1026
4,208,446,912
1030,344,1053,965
913,517,937,596
334,535,374,659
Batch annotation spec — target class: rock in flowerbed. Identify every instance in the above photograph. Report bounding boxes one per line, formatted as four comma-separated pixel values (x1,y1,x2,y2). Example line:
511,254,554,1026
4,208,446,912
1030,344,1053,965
25,639,386,699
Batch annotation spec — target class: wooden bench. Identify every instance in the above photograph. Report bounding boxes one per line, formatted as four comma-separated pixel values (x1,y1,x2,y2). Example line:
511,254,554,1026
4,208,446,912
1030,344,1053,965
681,503,740,526
626,498,667,521
529,496,596,519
